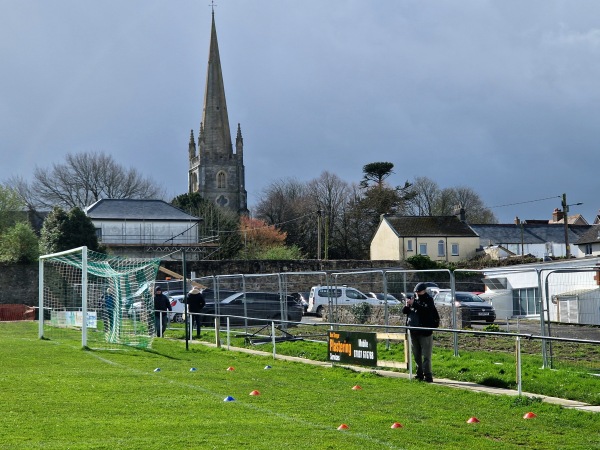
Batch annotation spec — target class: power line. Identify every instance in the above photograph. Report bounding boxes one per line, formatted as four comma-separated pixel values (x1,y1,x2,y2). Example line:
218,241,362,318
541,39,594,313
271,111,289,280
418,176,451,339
490,195,560,209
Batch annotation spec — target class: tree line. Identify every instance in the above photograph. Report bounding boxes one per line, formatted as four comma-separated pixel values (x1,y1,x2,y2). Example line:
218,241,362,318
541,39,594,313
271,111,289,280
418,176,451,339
1,152,496,262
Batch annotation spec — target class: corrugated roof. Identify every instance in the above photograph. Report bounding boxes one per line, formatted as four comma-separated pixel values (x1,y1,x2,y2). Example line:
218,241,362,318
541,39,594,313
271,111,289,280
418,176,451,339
85,199,200,221
385,216,478,237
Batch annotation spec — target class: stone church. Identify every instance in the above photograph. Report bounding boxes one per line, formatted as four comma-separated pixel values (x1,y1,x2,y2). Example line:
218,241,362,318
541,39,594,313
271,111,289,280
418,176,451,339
188,11,248,214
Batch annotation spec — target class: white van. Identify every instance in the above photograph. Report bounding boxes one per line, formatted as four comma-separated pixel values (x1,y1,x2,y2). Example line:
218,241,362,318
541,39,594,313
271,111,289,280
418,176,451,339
307,285,376,317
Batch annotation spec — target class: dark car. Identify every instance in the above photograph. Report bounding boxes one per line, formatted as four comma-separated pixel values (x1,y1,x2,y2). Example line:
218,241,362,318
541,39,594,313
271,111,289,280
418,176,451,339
201,292,303,326
290,292,310,314
200,288,239,302
434,290,496,323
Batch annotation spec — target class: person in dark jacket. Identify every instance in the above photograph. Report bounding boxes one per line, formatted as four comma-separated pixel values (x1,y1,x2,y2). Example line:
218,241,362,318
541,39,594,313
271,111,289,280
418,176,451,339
403,282,439,382
154,286,172,337
186,286,206,338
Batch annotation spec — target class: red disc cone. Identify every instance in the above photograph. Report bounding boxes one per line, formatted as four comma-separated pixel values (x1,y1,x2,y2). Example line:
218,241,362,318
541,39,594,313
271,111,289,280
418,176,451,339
391,422,403,429
249,390,260,396
467,417,480,423
523,412,537,419
226,366,235,371
337,424,349,430
352,385,362,390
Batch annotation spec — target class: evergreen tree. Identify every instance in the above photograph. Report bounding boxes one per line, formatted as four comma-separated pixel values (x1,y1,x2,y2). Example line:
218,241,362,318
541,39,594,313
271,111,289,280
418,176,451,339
40,207,100,254
0,222,39,263
171,193,242,259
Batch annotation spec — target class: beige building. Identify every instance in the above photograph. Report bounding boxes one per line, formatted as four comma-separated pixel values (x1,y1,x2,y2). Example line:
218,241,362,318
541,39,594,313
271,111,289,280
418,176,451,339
370,215,480,262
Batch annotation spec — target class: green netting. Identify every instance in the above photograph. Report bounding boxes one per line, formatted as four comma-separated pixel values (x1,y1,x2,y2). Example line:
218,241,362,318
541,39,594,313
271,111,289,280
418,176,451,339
41,247,161,350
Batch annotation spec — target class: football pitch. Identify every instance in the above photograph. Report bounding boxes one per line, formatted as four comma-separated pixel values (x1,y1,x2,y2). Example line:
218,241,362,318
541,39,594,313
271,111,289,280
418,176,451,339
0,322,598,449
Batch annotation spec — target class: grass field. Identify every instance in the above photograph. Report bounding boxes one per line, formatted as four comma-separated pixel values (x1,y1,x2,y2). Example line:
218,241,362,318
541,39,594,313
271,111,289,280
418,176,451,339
1,322,599,449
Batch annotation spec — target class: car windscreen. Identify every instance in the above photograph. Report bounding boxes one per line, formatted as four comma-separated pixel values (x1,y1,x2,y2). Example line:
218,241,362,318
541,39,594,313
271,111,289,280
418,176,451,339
456,293,485,303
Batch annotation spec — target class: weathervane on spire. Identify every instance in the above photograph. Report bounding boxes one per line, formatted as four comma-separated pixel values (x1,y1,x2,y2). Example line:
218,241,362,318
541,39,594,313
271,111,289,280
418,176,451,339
209,0,217,13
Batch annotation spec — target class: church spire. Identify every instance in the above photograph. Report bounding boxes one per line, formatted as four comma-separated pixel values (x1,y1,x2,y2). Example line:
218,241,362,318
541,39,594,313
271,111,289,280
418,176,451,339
202,9,232,155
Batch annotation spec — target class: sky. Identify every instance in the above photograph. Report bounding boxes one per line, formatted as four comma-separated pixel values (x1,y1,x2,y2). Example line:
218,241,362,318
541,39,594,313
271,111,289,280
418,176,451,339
2,0,599,224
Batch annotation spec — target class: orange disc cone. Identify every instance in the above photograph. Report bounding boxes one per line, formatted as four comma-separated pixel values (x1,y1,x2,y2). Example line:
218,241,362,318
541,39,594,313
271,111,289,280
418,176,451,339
391,422,403,429
352,385,362,390
337,424,349,430
523,412,537,419
467,417,480,423
249,390,260,396
226,366,235,371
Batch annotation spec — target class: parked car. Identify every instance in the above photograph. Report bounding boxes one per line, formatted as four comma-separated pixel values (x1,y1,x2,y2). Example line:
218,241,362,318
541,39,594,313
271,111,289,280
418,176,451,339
367,292,403,306
200,288,239,302
434,290,496,323
201,292,303,326
307,285,374,317
290,292,310,314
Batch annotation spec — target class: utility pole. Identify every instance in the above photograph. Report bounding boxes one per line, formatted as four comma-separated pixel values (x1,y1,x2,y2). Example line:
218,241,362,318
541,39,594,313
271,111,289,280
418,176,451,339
561,193,583,259
317,210,322,260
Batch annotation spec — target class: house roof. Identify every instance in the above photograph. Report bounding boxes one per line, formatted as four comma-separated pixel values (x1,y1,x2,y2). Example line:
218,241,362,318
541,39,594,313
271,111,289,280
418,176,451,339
85,199,200,222
470,223,591,245
575,225,600,245
383,216,478,237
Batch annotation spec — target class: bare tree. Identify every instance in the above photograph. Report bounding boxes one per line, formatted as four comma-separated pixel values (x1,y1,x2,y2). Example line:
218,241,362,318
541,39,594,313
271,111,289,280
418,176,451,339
12,152,164,209
406,176,497,223
406,177,441,215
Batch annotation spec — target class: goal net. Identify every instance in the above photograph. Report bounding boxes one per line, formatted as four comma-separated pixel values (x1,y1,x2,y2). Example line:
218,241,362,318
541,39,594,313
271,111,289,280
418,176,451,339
39,246,161,350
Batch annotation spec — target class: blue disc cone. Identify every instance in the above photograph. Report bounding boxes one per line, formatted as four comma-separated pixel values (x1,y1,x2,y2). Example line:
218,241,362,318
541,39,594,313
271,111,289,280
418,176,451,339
190,368,197,372
153,368,161,372
264,365,272,370
224,396,235,402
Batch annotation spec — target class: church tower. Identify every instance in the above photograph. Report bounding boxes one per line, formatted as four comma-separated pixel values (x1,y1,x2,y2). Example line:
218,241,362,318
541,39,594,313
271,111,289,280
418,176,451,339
188,11,248,214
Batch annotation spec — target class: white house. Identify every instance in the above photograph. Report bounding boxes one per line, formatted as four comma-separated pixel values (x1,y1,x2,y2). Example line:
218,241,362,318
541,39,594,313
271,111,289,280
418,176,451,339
575,225,600,257
469,223,591,259
370,215,480,262
85,199,202,257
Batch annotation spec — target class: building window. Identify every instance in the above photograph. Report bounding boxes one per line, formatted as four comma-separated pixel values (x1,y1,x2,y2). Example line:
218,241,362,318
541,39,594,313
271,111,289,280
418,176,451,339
585,244,592,255
437,240,445,257
451,243,459,256
407,240,413,252
217,171,226,189
419,243,427,255
95,228,102,241
513,288,540,316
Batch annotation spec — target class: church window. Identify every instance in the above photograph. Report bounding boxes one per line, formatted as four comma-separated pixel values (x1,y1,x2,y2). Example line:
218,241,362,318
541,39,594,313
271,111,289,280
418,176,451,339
217,171,226,189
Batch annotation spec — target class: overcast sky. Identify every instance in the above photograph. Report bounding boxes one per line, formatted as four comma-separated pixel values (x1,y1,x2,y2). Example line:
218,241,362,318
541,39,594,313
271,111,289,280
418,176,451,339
2,1,599,224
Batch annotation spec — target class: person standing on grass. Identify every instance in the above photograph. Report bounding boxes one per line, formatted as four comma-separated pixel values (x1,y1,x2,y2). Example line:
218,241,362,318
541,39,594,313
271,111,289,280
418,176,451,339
186,286,206,338
153,286,171,337
103,287,115,333
403,282,440,382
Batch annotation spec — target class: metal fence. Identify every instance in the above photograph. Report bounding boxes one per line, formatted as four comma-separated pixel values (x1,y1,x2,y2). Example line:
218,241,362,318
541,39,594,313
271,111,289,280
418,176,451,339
174,265,600,373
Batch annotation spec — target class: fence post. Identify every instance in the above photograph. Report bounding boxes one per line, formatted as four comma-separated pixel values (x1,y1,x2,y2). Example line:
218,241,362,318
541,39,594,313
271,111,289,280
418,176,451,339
450,271,459,357
272,321,276,359
407,329,413,380
516,335,522,396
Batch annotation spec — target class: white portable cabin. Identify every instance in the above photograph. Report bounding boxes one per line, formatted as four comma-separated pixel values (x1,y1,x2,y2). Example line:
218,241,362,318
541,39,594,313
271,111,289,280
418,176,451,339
551,288,600,325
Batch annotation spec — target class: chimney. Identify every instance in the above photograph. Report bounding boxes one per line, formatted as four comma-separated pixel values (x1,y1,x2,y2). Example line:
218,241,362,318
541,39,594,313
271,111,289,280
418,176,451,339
552,208,564,222
458,207,466,222
514,216,520,225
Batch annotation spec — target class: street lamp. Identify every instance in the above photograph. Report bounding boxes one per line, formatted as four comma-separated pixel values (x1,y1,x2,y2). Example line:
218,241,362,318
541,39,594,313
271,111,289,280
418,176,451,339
561,193,583,258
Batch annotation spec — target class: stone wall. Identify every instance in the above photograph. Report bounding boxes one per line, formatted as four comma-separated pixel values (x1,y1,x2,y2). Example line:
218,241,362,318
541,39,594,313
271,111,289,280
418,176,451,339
0,264,39,305
0,260,404,305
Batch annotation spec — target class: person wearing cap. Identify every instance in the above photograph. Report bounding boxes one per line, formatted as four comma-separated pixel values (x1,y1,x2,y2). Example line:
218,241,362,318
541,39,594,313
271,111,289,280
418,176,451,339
402,282,439,382
186,286,206,339
153,286,172,337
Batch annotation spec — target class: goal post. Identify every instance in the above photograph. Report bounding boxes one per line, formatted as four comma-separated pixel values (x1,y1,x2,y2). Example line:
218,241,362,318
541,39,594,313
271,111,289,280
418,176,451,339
39,246,162,350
